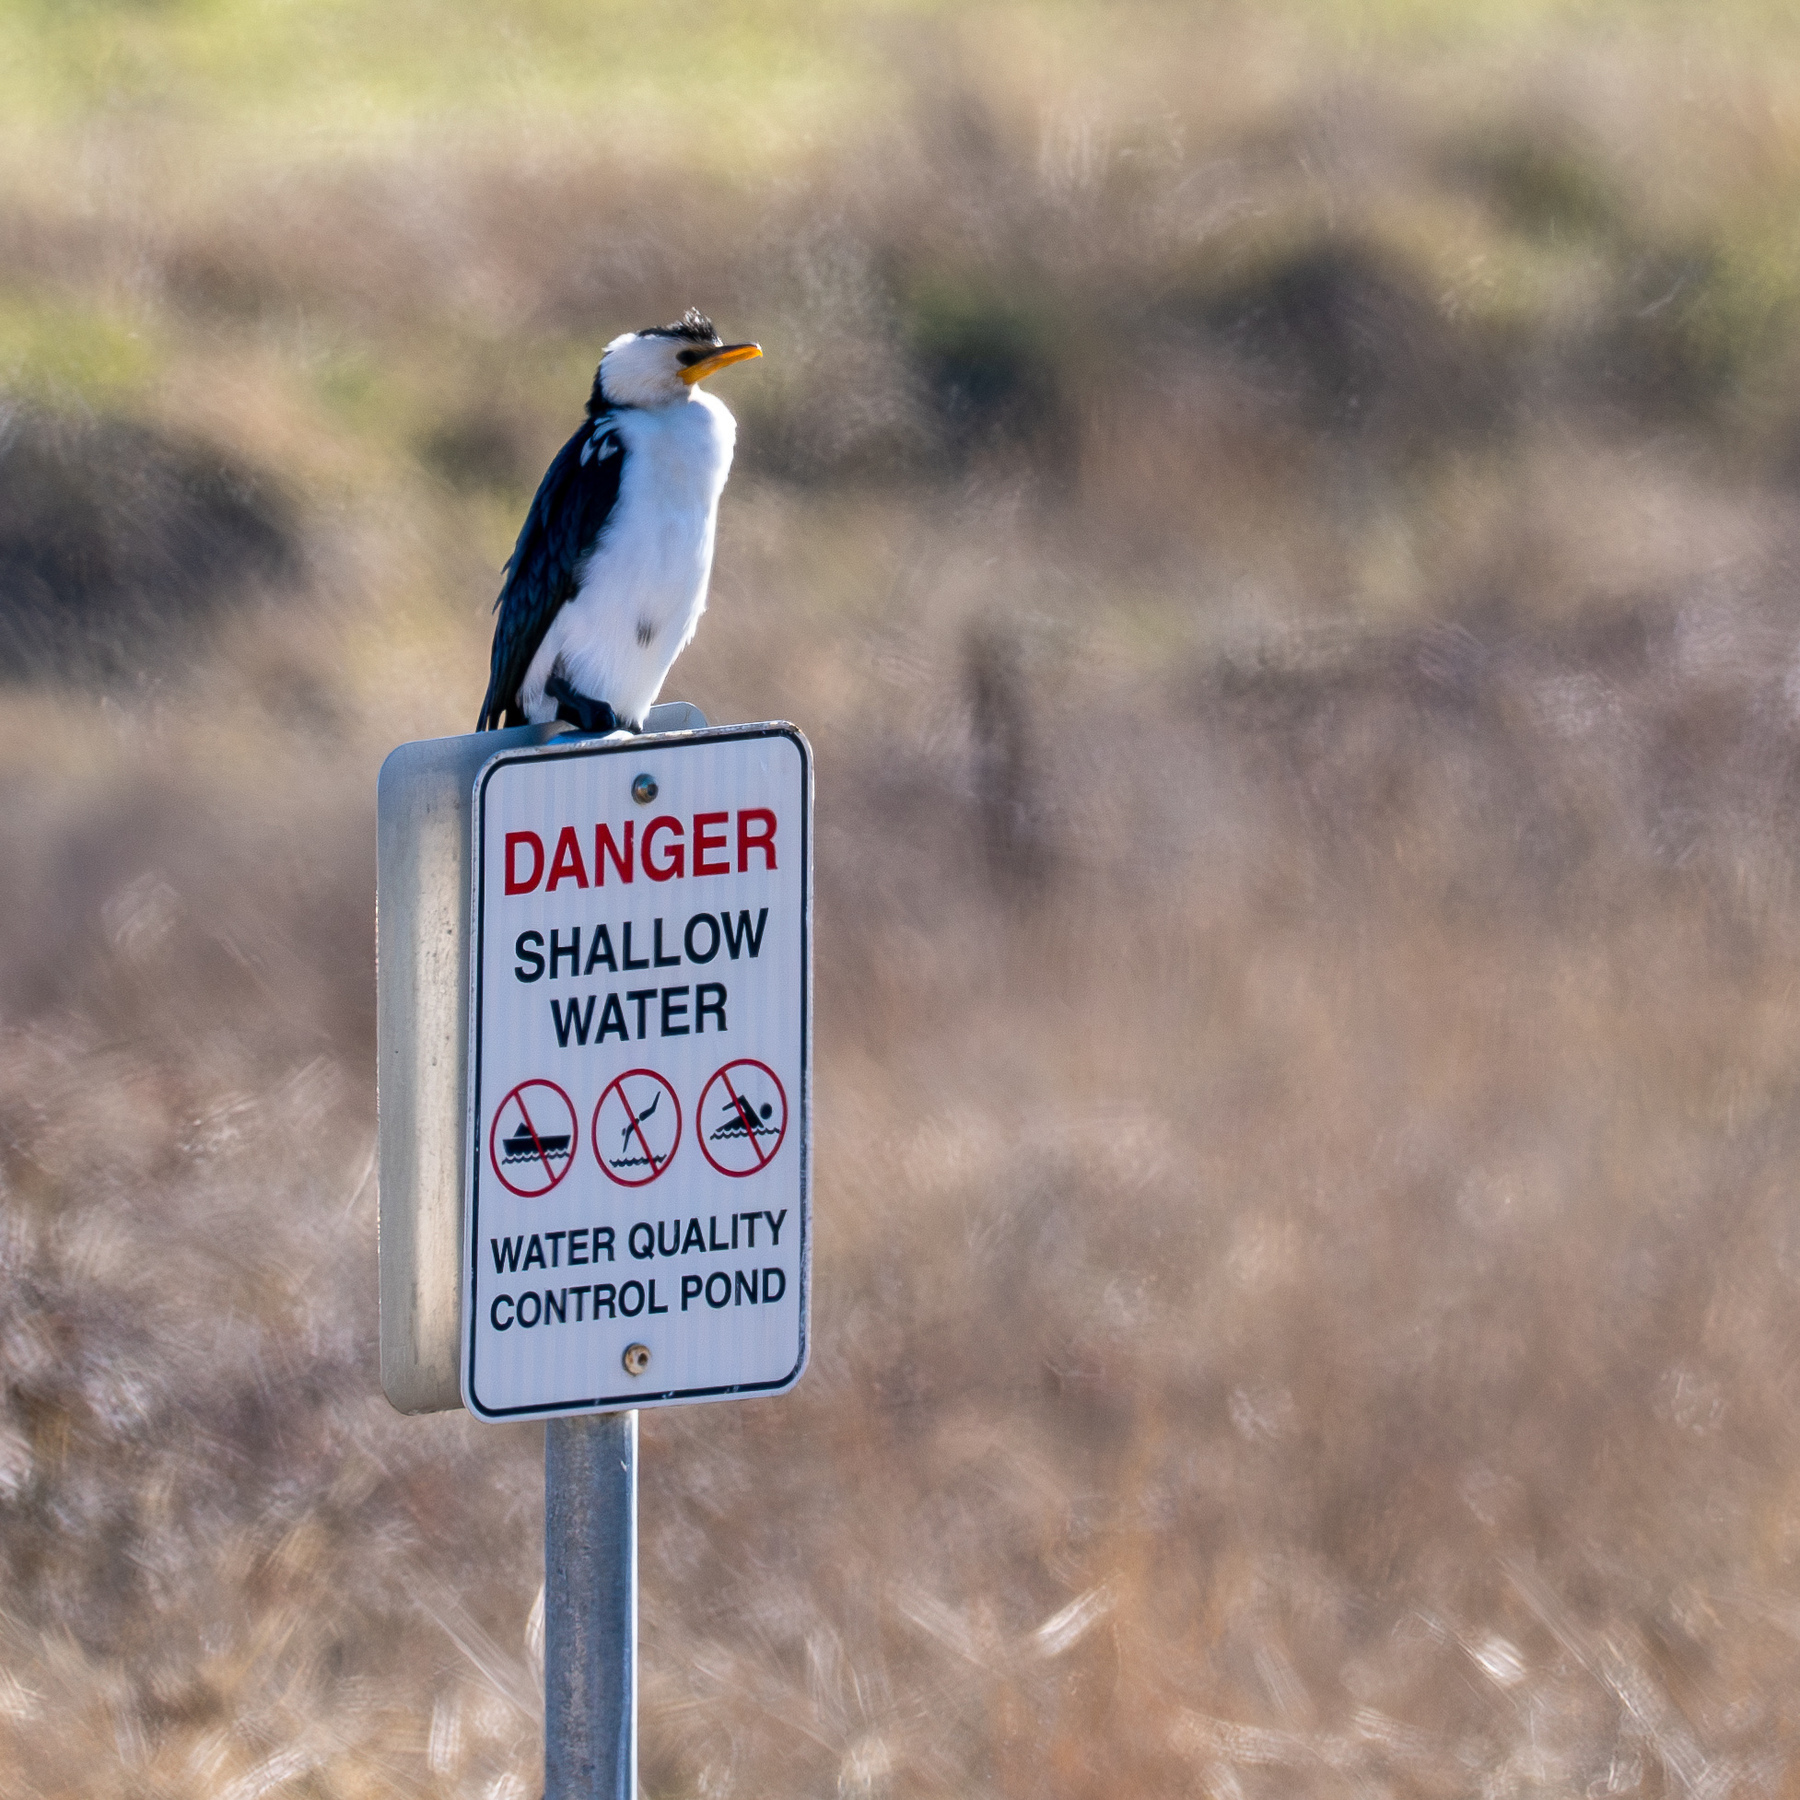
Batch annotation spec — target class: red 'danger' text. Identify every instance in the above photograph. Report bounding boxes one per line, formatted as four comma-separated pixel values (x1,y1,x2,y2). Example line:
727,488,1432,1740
505,809,777,895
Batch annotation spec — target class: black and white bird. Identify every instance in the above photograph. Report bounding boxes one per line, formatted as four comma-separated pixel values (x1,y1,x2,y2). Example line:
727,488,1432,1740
477,309,761,734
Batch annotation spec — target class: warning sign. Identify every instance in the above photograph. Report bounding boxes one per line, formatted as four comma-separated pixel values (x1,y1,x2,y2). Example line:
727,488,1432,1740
593,1069,680,1186
697,1059,788,1177
463,724,811,1421
488,1079,578,1198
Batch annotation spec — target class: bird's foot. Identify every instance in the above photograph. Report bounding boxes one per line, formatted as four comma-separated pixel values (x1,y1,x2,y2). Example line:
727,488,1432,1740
545,676,634,735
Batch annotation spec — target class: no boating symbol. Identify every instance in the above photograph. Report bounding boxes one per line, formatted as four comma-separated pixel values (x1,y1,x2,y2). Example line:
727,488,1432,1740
489,1078,578,1198
697,1059,788,1177
592,1069,681,1187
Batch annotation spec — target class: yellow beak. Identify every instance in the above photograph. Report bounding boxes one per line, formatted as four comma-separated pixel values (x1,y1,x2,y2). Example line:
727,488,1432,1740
679,342,763,385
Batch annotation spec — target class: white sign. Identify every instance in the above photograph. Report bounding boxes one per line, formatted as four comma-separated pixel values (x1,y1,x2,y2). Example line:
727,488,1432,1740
463,725,811,1420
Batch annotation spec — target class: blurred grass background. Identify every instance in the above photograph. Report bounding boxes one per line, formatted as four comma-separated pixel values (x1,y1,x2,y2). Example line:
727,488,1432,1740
7,0,1800,1794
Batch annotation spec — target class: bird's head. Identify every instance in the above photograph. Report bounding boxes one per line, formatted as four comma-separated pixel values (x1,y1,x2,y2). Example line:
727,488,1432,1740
590,308,762,411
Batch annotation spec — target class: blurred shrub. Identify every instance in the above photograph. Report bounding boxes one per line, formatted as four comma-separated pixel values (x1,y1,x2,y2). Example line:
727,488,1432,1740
418,407,542,494
1179,235,1501,444
1451,126,1628,244
0,409,300,685
904,278,1071,461
1609,229,1800,418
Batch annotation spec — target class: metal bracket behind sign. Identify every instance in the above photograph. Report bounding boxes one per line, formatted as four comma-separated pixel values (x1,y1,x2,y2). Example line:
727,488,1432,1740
376,702,708,1415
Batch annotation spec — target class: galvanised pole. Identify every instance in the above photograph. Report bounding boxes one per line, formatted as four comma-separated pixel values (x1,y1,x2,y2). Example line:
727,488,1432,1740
544,1410,637,1800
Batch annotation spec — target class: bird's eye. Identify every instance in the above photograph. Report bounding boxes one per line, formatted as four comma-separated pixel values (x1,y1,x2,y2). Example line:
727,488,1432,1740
675,346,718,366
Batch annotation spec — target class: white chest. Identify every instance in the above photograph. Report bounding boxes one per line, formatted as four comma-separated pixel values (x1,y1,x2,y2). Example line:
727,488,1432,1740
613,393,736,523
569,397,734,624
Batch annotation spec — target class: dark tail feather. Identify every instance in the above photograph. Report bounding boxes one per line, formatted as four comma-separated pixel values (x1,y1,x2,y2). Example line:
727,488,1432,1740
477,677,522,731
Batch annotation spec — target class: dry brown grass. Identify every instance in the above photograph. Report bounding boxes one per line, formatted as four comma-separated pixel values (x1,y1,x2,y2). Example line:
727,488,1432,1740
6,4,1800,1796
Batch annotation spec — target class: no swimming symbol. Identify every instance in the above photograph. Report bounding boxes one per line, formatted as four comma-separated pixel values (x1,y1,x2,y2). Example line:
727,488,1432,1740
489,1079,578,1198
592,1070,682,1188
697,1059,788,1177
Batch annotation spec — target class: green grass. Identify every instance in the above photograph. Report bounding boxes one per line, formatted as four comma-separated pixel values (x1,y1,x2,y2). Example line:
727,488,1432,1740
0,0,918,167
6,0,1800,168
0,293,161,404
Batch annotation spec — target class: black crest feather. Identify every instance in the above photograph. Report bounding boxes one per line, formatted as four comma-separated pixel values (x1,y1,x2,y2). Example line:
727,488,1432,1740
638,307,719,343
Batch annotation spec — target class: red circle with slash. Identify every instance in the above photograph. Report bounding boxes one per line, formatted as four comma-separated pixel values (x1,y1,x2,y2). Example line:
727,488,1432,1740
489,1079,579,1198
592,1069,682,1187
696,1059,788,1177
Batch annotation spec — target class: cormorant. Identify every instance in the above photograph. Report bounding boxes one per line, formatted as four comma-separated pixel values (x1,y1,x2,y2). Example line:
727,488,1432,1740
478,309,761,734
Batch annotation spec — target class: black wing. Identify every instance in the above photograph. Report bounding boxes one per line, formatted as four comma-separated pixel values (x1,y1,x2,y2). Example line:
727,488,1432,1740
477,409,628,730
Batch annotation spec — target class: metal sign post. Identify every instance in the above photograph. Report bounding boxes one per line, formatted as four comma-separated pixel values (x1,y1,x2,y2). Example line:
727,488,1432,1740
376,709,812,1800
545,1411,637,1800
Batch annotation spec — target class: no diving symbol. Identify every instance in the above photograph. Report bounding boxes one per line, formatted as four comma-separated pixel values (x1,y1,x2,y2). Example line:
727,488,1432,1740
489,1079,578,1198
697,1060,788,1177
593,1070,681,1188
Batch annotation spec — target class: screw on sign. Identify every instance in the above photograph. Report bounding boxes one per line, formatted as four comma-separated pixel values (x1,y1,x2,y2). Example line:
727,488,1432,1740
592,1069,681,1187
489,1079,579,1198
697,1059,788,1177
